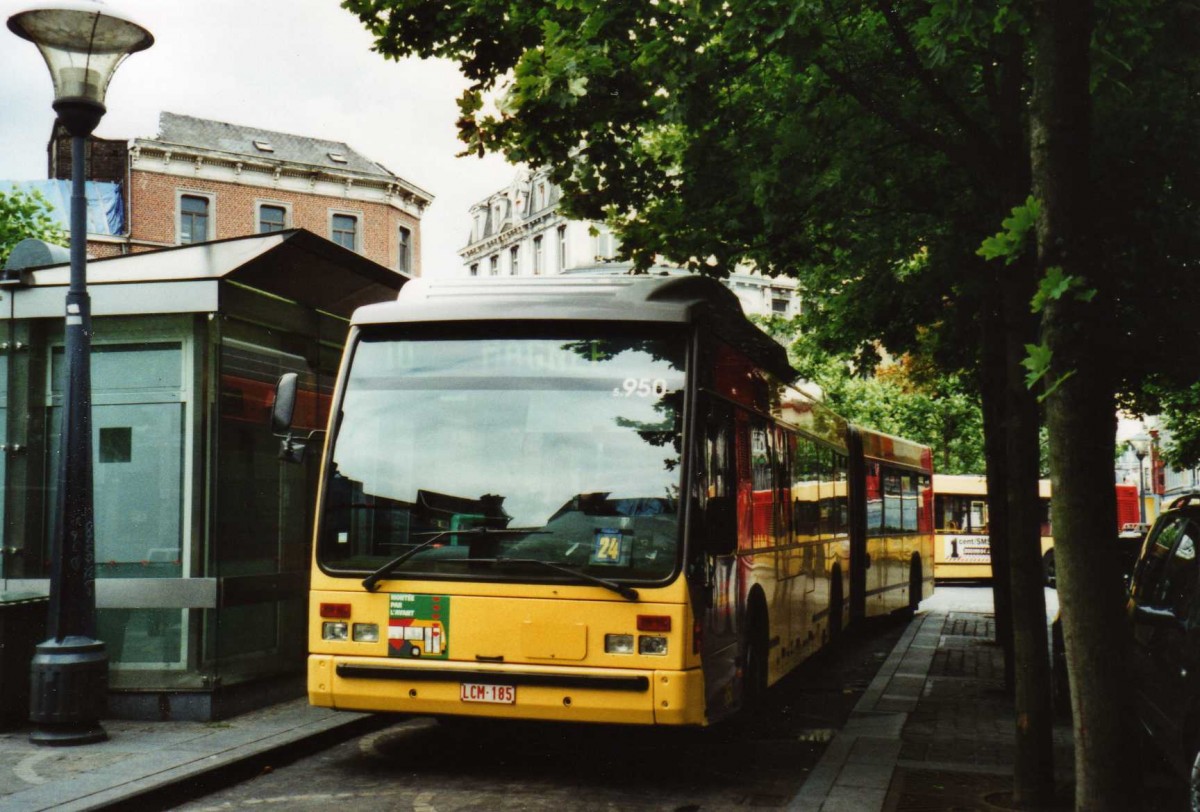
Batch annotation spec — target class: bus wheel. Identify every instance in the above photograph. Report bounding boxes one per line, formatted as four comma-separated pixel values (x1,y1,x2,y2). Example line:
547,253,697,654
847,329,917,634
828,573,844,640
1043,549,1057,588
742,603,768,712
905,556,922,617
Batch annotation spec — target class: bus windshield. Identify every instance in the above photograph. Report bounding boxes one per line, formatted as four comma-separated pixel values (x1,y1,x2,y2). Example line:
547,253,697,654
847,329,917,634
318,327,687,583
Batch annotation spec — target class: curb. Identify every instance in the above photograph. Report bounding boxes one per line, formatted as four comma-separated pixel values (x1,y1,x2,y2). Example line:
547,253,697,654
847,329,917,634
0,712,393,812
788,610,946,812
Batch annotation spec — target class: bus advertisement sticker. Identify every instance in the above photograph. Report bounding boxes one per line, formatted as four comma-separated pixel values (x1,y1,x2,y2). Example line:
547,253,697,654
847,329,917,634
591,529,631,566
388,593,450,659
944,535,990,562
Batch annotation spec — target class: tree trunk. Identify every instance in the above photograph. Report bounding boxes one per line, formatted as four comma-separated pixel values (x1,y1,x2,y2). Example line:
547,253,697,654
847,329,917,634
1003,256,1055,804
1031,0,1141,808
979,299,1014,691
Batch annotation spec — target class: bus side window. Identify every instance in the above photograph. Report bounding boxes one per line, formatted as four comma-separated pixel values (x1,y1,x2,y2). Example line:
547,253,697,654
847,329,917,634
818,445,835,538
699,399,737,555
834,453,849,535
792,437,819,538
750,420,774,548
865,462,882,536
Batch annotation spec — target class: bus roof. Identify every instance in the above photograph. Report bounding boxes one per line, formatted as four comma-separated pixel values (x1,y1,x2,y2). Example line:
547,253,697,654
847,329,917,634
352,274,794,380
933,473,1052,498
858,427,933,474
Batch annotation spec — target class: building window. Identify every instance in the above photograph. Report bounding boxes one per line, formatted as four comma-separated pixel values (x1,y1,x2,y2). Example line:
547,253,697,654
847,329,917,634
594,227,618,261
772,297,789,314
489,255,499,276
470,263,479,277
533,236,543,275
557,225,568,272
510,245,520,276
331,213,358,251
179,194,210,244
258,204,287,233
398,226,411,274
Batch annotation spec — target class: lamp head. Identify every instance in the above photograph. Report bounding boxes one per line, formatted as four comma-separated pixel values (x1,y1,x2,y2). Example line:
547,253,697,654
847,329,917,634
1128,434,1153,460
8,1,152,136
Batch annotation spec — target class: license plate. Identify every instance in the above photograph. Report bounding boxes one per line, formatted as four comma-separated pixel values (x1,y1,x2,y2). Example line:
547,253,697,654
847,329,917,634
460,683,515,704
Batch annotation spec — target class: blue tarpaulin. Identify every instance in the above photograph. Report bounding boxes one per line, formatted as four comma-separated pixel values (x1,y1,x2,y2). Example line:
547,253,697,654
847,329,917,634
3,180,125,236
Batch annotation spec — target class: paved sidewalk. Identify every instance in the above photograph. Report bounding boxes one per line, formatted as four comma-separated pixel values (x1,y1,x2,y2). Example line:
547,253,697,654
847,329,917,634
792,607,1075,812
0,699,382,812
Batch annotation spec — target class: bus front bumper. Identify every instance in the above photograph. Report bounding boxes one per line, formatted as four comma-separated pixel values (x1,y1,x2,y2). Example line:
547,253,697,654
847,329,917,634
309,655,707,726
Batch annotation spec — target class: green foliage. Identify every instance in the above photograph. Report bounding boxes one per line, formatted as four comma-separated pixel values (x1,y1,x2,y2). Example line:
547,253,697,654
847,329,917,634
0,186,65,267
344,0,1200,441
977,197,1040,265
755,321,986,475
1142,381,1200,470
1029,265,1097,314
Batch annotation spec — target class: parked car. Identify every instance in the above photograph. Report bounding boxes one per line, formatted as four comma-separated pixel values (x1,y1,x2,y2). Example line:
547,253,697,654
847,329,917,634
1127,493,1200,807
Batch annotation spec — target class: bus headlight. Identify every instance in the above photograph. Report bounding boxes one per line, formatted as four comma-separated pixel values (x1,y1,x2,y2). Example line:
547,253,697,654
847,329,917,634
322,621,349,641
638,636,668,656
353,623,380,643
605,634,635,654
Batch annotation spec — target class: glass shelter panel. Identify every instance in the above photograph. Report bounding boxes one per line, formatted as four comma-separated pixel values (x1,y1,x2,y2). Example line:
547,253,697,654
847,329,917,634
0,351,6,571
214,340,319,666
48,341,186,667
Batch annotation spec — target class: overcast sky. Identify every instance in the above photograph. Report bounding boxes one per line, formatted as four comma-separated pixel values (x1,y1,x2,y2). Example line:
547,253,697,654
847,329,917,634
0,0,517,277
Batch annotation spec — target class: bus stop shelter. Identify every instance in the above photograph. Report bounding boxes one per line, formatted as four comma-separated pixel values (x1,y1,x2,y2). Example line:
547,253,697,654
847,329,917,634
0,229,405,720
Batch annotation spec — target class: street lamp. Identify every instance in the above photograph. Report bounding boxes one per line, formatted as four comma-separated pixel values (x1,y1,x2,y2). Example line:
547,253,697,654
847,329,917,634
8,0,151,746
1128,433,1153,526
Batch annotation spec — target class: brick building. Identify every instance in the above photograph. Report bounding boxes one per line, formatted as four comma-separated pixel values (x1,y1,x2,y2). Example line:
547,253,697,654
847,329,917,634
49,112,432,275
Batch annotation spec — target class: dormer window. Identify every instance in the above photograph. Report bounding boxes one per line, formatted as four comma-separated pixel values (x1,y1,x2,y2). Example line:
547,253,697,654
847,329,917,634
253,140,274,152
328,152,348,164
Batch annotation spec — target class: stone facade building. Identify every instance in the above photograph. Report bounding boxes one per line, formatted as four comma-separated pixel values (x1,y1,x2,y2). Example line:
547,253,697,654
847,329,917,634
48,112,431,276
459,167,801,318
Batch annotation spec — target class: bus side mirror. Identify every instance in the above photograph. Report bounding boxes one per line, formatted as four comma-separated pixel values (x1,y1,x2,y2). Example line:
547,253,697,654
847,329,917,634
272,373,298,433
704,496,737,556
272,373,309,463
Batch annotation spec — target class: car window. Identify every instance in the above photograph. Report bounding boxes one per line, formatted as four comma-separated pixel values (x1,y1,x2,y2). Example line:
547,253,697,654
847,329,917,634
1151,518,1200,617
1133,516,1185,601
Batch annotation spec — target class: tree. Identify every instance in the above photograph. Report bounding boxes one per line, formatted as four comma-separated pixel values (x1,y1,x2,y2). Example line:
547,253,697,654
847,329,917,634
756,316,988,475
346,0,1200,803
1156,384,1200,471
0,186,65,266
1029,0,1171,807
348,0,1055,798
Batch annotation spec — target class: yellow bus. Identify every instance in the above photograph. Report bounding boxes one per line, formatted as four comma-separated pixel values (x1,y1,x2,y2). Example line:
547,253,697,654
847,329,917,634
932,474,1051,580
932,474,1140,582
277,275,934,726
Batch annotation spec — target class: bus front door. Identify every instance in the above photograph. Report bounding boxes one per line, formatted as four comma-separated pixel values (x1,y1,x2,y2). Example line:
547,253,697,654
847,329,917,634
695,397,740,720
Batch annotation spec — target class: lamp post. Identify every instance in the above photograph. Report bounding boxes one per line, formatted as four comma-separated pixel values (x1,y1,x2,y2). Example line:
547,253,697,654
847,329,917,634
7,0,151,746
1128,433,1152,526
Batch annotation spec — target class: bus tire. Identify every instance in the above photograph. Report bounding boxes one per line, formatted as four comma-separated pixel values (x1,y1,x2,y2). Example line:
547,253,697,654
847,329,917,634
905,555,922,617
828,571,844,640
1043,549,1057,589
742,598,769,712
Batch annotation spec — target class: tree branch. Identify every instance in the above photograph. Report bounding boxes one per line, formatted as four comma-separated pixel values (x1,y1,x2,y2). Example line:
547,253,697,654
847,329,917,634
815,58,998,180
875,1,1002,161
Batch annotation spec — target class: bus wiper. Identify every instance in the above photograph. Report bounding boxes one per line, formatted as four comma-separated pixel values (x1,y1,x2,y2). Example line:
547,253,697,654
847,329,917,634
493,558,639,601
361,528,545,592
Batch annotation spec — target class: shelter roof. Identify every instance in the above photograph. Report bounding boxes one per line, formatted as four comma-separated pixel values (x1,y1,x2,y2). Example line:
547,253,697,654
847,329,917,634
16,229,406,320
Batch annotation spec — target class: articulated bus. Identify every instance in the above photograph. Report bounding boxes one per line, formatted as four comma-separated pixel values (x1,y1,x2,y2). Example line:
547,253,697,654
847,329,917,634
933,474,1141,582
287,275,933,726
